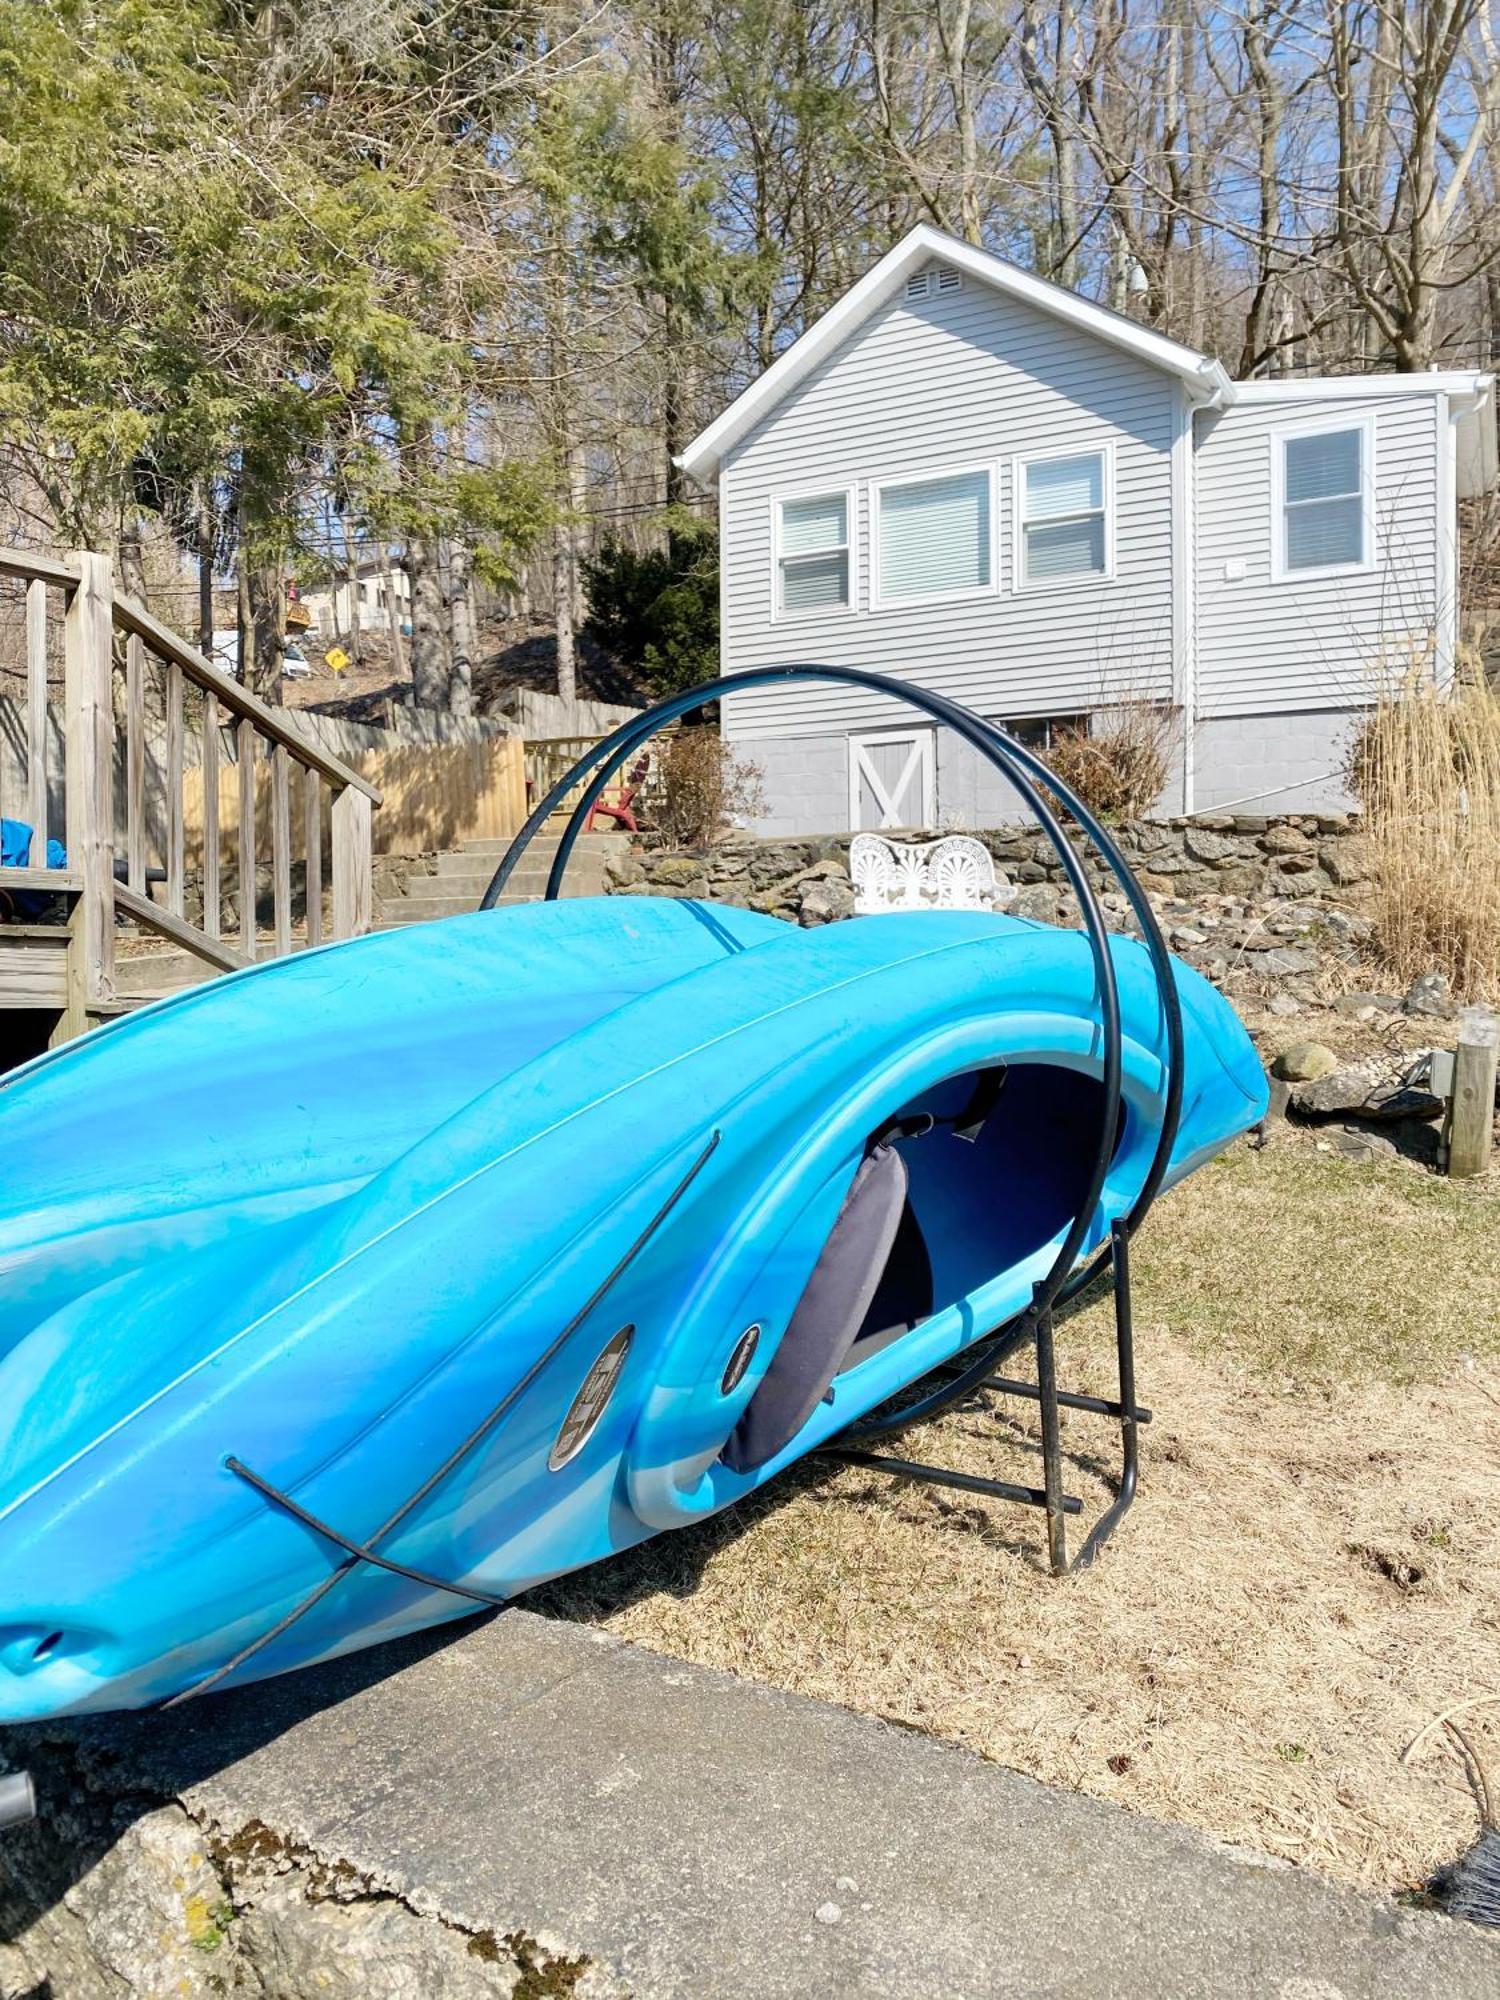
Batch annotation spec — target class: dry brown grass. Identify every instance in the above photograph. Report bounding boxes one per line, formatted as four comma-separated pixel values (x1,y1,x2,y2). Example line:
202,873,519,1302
1042,703,1179,821
534,1143,1500,1895
1348,667,1500,1001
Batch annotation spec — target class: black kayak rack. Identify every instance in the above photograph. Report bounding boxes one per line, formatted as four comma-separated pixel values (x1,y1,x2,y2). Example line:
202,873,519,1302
484,666,1183,1576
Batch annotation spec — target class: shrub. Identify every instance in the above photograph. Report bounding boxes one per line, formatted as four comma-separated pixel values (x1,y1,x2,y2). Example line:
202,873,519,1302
1346,661,1500,999
651,727,764,849
1039,704,1176,821
582,517,719,697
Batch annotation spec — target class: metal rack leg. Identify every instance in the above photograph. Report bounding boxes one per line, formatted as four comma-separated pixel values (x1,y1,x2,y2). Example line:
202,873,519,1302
1034,1302,1069,1576
1071,1222,1140,1573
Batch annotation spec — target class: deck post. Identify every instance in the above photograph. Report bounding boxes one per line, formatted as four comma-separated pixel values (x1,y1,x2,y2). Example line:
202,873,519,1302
55,550,116,1041
330,784,373,940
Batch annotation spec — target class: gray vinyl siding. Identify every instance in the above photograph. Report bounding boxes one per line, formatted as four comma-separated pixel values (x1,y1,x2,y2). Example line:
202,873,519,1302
719,273,1179,744
1194,395,1441,718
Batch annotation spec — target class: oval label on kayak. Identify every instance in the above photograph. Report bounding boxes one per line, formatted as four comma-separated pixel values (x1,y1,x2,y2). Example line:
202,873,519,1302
720,1323,761,1396
548,1325,634,1472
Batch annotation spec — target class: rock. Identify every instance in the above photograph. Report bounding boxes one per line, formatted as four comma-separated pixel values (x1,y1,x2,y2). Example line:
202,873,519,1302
1290,1067,1373,1116
1320,839,1372,887
1232,814,1269,833
1260,824,1313,854
1334,1124,1399,1162
1359,1084,1444,1124
1272,851,1319,875
652,854,708,888
1268,994,1303,1017
602,846,643,887
1404,971,1454,1017
1272,1041,1338,1082
1261,946,1318,975
1336,989,1402,1014
1263,1076,1294,1123
1183,827,1239,865
1013,885,1061,925
798,878,856,926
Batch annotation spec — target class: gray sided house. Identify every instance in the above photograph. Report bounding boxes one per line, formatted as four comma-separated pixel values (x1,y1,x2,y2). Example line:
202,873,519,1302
678,225,1496,835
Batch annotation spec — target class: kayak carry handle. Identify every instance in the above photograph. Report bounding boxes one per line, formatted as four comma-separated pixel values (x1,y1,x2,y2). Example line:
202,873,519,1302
0,1770,36,1832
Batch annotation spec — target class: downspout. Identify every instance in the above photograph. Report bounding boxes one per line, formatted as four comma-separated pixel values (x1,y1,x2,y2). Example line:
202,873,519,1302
1177,363,1236,816
1434,393,1458,691
1181,393,1197,816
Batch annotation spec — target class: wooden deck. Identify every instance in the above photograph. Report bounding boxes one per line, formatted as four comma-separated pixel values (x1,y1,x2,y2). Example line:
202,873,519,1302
0,546,379,1049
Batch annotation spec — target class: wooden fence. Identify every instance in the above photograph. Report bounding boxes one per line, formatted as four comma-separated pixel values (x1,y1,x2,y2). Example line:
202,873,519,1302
0,547,379,1041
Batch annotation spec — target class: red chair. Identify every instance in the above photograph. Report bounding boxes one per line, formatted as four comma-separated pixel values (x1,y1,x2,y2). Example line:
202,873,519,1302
585,752,650,834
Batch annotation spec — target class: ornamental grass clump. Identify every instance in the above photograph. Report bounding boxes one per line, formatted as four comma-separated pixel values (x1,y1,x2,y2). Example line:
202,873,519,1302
1348,661,1500,1001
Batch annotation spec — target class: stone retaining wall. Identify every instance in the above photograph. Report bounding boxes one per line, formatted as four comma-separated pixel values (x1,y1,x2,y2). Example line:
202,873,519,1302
604,813,1370,928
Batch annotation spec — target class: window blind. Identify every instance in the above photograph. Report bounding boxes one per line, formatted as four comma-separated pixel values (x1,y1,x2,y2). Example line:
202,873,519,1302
1283,429,1364,571
878,470,991,600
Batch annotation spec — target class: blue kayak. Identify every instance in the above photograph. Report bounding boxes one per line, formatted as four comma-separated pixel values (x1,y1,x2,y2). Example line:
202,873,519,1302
0,896,1265,1718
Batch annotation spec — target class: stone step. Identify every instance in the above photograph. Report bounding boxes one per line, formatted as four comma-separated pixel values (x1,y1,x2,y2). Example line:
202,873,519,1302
455,830,619,858
408,865,605,901
376,882,601,924
113,950,229,1000
431,846,608,879
392,863,603,903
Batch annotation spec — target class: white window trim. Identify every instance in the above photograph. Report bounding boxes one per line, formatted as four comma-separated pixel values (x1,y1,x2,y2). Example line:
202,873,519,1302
1012,443,1116,594
1269,413,1377,585
770,483,858,622
869,462,1000,611
848,728,937,831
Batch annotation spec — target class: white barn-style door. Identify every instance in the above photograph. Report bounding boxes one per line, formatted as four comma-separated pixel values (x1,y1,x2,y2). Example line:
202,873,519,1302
849,728,936,830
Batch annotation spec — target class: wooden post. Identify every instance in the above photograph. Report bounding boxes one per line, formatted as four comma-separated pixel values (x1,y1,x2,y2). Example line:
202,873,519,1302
202,690,220,939
57,550,116,1039
303,768,323,948
125,633,146,893
331,784,372,939
1448,1007,1499,1179
25,578,48,842
238,717,257,960
165,658,185,918
271,741,292,955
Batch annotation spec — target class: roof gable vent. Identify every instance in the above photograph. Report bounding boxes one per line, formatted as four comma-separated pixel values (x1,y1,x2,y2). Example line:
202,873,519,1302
904,265,963,304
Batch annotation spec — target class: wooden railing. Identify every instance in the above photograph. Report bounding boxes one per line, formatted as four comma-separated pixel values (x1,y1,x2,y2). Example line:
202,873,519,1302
523,732,665,823
0,547,379,1040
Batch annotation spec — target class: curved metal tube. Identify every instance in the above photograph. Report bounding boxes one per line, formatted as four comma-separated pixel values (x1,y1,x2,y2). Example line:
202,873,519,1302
478,665,1183,1444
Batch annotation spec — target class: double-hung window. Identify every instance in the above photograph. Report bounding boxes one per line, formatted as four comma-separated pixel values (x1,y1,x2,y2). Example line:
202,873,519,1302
874,467,993,605
776,490,852,614
1274,422,1371,580
1018,450,1110,587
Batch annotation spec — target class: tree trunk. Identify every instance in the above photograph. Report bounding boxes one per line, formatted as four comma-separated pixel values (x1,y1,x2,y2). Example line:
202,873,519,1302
381,552,407,679
448,538,477,721
553,488,577,707
197,495,214,657
246,560,284,704
407,534,448,708
342,519,363,667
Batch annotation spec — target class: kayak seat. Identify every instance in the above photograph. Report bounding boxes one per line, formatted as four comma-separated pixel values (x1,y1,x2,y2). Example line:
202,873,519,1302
721,1143,913,1474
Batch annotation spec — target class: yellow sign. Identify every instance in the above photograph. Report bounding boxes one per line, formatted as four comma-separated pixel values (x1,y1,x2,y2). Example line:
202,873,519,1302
325,646,350,674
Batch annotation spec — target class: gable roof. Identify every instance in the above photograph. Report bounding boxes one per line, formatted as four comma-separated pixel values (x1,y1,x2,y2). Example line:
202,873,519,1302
678,224,1235,485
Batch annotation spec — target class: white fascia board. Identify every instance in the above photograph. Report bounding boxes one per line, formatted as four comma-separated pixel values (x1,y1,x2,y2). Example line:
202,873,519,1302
1231,371,1493,404
677,224,1230,485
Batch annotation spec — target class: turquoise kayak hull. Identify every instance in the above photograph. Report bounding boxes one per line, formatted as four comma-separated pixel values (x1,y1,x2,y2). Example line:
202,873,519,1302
0,897,1265,1717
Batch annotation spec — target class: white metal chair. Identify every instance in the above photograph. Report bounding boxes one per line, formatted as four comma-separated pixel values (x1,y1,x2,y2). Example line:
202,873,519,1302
849,833,1014,915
